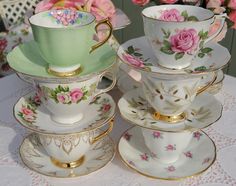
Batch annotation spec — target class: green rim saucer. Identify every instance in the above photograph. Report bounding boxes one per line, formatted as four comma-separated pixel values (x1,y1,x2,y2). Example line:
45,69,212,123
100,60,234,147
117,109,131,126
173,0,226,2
7,40,116,80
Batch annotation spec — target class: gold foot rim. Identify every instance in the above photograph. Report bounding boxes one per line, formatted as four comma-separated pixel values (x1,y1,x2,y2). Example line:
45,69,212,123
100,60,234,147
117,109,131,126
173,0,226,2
50,156,85,169
47,66,82,77
152,112,186,123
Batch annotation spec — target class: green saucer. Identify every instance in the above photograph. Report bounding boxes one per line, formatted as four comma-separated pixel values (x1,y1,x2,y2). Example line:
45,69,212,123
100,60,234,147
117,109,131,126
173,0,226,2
7,41,116,79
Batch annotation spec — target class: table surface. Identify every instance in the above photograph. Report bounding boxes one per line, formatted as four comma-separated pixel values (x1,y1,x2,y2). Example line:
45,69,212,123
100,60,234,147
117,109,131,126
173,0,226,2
0,74,236,186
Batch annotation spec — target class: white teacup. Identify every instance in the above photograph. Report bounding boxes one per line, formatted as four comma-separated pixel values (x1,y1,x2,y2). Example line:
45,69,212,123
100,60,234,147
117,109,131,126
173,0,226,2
142,5,225,69
38,119,113,167
142,128,192,164
24,70,116,125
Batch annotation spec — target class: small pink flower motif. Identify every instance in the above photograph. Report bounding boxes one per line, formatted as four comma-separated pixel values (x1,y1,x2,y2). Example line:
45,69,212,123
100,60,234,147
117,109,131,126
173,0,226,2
21,107,34,116
140,153,149,161
152,131,163,139
170,28,200,54
166,165,176,172
159,9,184,22
184,151,193,158
193,131,202,140
123,132,132,141
165,144,176,151
128,160,135,167
122,53,145,68
102,104,111,112
0,38,7,51
57,92,71,104
202,157,211,164
70,88,83,103
23,114,35,122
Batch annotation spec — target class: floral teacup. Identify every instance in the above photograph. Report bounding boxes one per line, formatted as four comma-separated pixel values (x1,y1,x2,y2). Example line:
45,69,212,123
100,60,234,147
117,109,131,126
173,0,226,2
142,128,193,164
27,70,116,125
38,119,113,167
142,5,225,69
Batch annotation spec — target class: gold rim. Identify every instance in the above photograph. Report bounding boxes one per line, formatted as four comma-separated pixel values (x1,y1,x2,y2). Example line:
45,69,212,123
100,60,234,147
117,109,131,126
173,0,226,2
47,66,82,77
117,126,217,181
152,112,186,123
51,156,85,169
19,132,116,178
13,92,116,135
118,102,223,133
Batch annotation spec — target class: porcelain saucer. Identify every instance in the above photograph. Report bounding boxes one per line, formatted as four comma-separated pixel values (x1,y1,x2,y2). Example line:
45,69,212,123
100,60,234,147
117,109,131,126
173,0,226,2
14,91,115,134
118,88,222,132
118,126,216,180
20,132,115,178
7,40,116,79
117,36,230,75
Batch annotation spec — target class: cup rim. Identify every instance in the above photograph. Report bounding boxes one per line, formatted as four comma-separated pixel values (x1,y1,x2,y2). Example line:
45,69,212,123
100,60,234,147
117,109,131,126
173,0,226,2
142,5,214,23
29,9,96,29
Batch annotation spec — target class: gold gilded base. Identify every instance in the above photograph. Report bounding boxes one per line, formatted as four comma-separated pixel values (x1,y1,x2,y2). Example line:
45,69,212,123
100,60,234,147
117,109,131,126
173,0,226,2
47,66,82,77
51,156,85,169
152,112,186,123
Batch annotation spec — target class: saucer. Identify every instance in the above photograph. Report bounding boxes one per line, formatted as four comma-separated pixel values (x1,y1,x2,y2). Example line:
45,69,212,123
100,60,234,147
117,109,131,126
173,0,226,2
14,91,115,135
7,40,116,79
117,36,230,76
118,88,222,132
20,133,115,178
118,126,216,180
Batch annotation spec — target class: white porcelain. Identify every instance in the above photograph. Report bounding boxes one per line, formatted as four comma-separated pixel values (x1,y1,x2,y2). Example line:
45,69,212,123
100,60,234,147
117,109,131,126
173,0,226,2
38,120,113,163
118,88,222,132
14,91,115,134
142,128,192,163
20,133,115,178
142,5,225,69
118,126,216,180
32,70,116,125
117,36,230,75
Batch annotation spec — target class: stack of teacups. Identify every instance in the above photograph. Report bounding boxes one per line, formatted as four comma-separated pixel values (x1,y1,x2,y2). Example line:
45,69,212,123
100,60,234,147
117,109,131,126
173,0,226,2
117,5,230,179
8,9,117,177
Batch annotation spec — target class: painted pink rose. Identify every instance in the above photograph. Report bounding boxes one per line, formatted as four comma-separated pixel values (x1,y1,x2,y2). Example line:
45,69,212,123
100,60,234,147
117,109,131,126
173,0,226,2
193,131,202,140
170,28,200,54
23,114,35,122
21,107,34,116
102,104,111,112
0,38,7,51
159,9,184,22
229,0,236,9
57,92,71,104
165,144,176,151
70,88,83,103
132,0,150,6
160,0,178,4
153,131,162,139
184,151,193,158
122,53,145,68
166,165,176,172
229,10,236,29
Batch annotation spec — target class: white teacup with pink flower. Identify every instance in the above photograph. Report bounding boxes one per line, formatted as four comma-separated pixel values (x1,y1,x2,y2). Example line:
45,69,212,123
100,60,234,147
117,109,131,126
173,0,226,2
142,5,226,69
33,70,116,125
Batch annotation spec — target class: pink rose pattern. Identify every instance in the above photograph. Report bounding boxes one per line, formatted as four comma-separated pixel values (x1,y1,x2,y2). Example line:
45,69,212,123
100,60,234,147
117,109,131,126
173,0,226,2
159,9,185,22
165,144,176,151
153,131,163,139
166,165,176,172
140,153,149,161
97,97,112,120
184,151,193,158
193,131,203,140
122,53,145,68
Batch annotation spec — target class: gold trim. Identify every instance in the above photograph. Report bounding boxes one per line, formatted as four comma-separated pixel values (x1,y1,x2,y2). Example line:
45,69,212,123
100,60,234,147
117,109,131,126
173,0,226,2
19,132,116,178
197,71,217,95
117,126,217,181
51,156,85,169
152,112,186,123
47,66,82,77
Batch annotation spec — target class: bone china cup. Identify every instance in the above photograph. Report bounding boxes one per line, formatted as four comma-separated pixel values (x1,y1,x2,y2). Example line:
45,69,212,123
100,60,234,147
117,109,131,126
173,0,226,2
142,5,225,69
34,70,116,125
141,128,192,164
29,9,112,73
38,119,113,166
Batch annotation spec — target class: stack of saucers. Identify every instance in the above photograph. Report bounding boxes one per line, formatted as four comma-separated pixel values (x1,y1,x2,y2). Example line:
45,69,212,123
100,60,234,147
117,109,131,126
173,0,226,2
117,5,230,180
7,9,117,178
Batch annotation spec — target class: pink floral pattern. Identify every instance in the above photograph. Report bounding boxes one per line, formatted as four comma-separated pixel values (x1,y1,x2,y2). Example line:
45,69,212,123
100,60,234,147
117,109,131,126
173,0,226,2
122,53,145,68
166,165,176,172
165,144,176,151
140,153,149,161
184,151,193,158
152,131,163,139
159,9,184,22
193,131,203,140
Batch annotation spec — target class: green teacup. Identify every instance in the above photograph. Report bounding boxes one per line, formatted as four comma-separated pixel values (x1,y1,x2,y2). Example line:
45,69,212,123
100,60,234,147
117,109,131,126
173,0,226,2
29,9,113,76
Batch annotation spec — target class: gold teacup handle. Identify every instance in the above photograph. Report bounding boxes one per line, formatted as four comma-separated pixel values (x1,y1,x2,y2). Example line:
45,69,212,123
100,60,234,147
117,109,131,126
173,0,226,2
90,18,113,53
91,119,114,144
197,71,217,95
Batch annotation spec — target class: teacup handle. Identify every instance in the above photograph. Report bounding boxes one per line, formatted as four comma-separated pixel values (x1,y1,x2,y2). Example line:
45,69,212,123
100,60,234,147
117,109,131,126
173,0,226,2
93,71,117,98
204,14,226,44
196,71,217,95
91,119,114,144
90,18,113,53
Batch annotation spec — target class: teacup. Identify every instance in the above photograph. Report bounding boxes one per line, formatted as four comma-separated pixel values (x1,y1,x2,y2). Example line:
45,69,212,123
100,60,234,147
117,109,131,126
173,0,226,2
29,9,113,74
141,128,192,164
28,70,116,125
126,69,216,123
38,119,113,168
142,5,225,69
